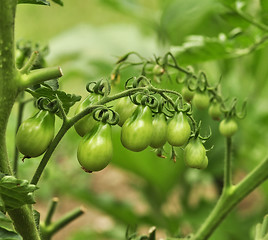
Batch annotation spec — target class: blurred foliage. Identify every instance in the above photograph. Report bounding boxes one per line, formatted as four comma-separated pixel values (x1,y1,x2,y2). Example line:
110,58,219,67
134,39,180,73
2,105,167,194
6,0,268,239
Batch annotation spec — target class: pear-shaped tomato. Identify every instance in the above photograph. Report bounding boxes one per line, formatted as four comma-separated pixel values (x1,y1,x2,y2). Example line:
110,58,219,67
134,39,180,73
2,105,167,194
150,113,167,148
167,112,191,147
182,86,194,102
208,100,222,120
77,122,112,172
121,105,153,152
193,92,210,110
219,118,238,137
114,97,137,127
74,93,102,137
16,110,55,157
184,138,207,169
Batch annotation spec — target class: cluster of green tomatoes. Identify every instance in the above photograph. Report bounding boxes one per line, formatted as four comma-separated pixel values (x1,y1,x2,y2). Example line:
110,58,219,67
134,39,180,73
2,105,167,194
15,76,240,174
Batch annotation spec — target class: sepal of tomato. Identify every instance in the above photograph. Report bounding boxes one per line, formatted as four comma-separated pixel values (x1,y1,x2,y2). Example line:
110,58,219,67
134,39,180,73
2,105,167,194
77,122,112,172
74,93,102,137
114,97,137,127
16,110,55,158
219,118,238,137
150,113,167,148
184,138,207,169
121,105,153,152
167,112,191,147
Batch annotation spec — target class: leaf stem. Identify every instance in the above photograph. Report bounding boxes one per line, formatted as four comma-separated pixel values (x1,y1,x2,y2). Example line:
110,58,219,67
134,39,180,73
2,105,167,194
13,93,26,177
223,137,232,189
43,207,85,237
44,197,59,226
19,51,39,74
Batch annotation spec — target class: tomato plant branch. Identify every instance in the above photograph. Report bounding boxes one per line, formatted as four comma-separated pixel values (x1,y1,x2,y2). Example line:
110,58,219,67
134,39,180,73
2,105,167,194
223,137,233,189
233,7,268,32
13,93,26,177
18,67,63,90
192,157,268,240
44,197,59,226
41,207,85,240
19,51,39,74
31,87,147,185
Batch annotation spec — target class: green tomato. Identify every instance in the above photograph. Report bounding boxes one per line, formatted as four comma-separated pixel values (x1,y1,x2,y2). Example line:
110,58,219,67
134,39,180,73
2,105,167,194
181,86,194,102
121,105,153,152
16,110,55,158
153,64,164,76
184,138,207,169
208,100,222,120
150,113,167,148
114,97,137,127
74,93,102,137
192,92,210,110
167,112,191,147
77,122,112,172
219,118,238,137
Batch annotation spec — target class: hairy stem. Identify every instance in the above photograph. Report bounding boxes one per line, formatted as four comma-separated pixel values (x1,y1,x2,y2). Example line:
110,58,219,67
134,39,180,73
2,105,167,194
8,206,41,240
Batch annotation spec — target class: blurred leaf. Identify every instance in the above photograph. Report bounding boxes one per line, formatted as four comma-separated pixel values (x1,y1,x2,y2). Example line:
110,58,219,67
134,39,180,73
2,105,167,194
18,0,63,6
0,176,38,211
26,86,81,115
0,227,22,240
18,0,50,5
52,0,63,6
260,0,268,25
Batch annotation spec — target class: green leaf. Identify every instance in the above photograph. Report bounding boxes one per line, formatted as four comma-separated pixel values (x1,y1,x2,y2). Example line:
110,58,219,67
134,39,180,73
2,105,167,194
260,0,268,25
0,212,14,232
0,227,22,240
26,86,81,115
0,176,38,211
42,79,59,91
17,0,50,6
33,210,40,231
52,0,63,6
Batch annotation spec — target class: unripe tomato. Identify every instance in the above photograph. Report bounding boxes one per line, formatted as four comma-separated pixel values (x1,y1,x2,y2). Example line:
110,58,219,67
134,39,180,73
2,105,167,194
182,86,194,102
192,92,210,110
150,113,167,148
121,105,153,152
208,101,222,120
74,93,102,137
153,64,164,76
167,112,191,147
77,122,112,172
114,97,137,127
16,110,55,157
184,138,207,169
219,118,238,137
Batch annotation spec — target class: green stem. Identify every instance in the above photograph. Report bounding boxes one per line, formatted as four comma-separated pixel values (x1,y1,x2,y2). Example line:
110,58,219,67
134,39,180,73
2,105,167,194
19,51,39,74
8,205,41,240
19,66,63,89
223,137,232,189
192,158,268,240
41,207,85,239
44,197,59,226
13,94,26,177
